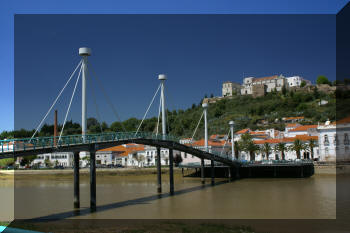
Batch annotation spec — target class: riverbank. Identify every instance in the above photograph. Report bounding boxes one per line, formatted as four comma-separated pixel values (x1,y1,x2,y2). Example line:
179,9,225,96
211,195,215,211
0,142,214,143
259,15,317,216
0,164,345,178
0,167,183,179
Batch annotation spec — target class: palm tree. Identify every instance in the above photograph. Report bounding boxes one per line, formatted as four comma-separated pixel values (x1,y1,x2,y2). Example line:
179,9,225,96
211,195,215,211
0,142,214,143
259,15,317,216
289,139,306,159
246,141,259,161
234,141,240,159
275,142,287,160
262,142,271,161
307,139,317,160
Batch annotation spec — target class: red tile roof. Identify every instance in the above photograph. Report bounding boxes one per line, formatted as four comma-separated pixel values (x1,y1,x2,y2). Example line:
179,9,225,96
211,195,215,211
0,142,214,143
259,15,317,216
236,128,249,134
191,139,230,147
98,144,145,157
288,125,318,132
253,75,279,82
284,116,304,120
336,116,350,125
254,135,318,144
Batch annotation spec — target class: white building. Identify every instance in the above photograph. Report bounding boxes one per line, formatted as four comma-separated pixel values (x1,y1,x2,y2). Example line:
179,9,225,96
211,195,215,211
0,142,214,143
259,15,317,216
222,81,241,97
33,152,74,167
241,75,286,95
285,124,318,138
317,117,350,162
286,76,311,87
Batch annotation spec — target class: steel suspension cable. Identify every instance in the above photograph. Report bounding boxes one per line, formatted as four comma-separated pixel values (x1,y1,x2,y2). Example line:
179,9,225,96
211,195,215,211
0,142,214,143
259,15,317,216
86,60,127,132
30,60,83,141
135,84,161,136
190,111,204,144
155,94,162,136
219,128,232,157
58,65,82,143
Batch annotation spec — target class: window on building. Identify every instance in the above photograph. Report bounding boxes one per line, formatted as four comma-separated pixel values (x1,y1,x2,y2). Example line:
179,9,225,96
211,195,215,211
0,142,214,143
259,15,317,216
184,153,187,159
324,135,329,145
344,133,349,145
334,134,339,145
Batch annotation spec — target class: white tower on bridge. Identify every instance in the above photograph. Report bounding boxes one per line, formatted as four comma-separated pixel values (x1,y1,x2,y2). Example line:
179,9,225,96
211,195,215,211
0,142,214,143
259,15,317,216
79,47,91,141
229,121,235,159
202,103,209,152
159,74,167,140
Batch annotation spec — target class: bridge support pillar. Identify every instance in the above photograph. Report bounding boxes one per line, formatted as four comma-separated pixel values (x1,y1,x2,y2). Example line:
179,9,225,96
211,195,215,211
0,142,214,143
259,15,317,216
157,147,162,193
211,160,215,185
235,166,240,179
73,151,80,209
300,166,304,178
228,167,231,181
201,158,205,185
90,150,96,211
169,149,174,195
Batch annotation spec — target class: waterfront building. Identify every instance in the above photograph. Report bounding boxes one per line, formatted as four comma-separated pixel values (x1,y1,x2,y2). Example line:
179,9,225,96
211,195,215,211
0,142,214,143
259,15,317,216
317,117,350,162
33,152,74,167
286,124,318,137
251,135,319,161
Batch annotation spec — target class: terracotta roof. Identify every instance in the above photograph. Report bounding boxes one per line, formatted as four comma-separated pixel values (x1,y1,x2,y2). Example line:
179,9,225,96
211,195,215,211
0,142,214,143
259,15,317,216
288,125,318,132
236,128,249,134
254,135,318,144
284,116,304,120
250,131,266,135
191,139,230,147
98,144,145,157
210,134,226,139
336,116,350,125
253,75,278,82
286,123,298,128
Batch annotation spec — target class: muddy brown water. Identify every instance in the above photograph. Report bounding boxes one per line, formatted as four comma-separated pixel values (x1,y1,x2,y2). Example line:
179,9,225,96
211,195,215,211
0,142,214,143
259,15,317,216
0,171,339,221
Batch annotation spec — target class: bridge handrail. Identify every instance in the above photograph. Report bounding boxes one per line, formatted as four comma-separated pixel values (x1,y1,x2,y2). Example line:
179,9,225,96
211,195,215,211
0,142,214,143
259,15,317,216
0,131,180,154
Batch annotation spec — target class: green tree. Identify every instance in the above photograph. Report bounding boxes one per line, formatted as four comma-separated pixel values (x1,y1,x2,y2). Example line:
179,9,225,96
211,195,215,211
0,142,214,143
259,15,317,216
300,81,306,87
0,158,14,167
275,142,287,160
261,142,272,160
288,139,306,159
234,141,240,159
282,85,287,96
306,139,317,160
316,75,330,85
44,158,52,168
239,133,259,161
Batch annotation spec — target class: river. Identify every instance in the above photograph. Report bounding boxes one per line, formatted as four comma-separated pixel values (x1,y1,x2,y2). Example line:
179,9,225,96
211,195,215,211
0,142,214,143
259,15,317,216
0,169,338,221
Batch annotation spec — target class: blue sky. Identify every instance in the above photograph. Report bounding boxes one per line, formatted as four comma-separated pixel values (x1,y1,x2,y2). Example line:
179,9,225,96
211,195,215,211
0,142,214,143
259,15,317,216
1,0,349,132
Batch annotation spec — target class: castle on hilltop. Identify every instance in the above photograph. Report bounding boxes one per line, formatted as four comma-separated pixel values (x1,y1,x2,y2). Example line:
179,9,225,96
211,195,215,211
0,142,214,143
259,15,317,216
222,75,312,98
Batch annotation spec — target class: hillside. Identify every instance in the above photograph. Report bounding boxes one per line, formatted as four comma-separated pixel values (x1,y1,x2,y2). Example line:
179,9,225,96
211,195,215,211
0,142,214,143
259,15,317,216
0,89,339,140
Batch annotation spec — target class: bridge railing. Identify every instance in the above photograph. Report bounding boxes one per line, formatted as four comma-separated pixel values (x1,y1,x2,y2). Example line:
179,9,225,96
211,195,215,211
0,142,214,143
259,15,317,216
0,132,180,154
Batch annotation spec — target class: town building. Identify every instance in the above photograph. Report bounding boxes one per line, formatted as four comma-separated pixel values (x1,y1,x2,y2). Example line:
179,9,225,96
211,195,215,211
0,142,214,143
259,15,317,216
222,81,241,97
33,152,74,167
317,117,350,162
285,124,318,137
286,76,311,87
240,75,286,96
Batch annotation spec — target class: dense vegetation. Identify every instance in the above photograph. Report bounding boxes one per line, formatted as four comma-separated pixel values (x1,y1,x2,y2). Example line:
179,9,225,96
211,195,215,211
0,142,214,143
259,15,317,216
0,88,341,140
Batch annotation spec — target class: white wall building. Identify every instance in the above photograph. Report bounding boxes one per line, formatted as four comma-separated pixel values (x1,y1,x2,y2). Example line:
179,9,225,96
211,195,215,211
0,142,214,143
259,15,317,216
286,76,311,87
33,152,74,167
241,75,286,95
317,118,350,162
222,81,241,97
